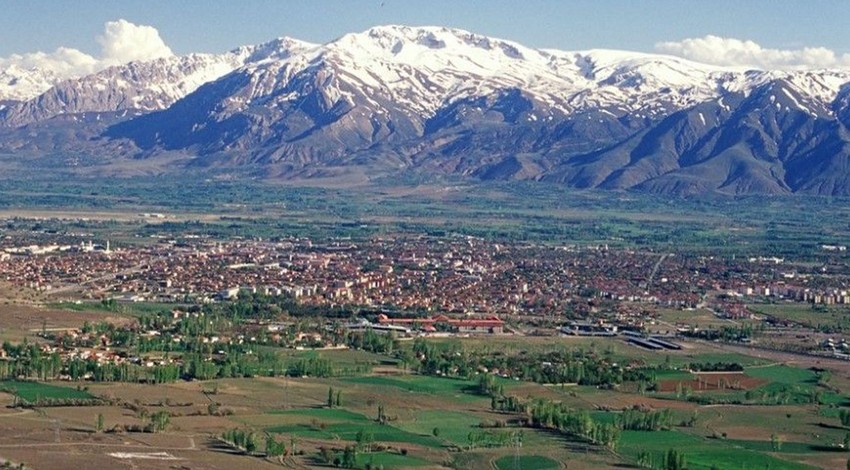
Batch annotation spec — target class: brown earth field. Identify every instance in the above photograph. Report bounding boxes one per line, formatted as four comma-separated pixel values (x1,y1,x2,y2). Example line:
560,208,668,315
0,303,130,343
0,374,625,470
657,372,767,392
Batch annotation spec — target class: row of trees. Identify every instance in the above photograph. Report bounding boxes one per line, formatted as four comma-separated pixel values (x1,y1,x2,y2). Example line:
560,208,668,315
466,429,522,449
220,428,286,457
839,408,850,427
636,449,687,470
686,361,744,372
617,409,674,431
527,399,620,449
410,338,645,388
345,330,398,354
221,428,261,454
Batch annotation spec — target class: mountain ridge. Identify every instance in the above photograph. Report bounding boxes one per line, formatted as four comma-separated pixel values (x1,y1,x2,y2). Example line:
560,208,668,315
3,25,850,196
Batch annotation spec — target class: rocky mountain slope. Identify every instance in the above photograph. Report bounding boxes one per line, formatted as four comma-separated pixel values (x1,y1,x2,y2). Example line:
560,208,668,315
3,25,850,195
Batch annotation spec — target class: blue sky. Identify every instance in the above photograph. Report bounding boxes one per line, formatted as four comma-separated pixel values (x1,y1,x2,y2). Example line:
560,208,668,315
2,0,849,57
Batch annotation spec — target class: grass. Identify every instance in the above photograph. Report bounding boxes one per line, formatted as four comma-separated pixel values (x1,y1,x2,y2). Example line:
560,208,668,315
678,352,772,368
745,365,818,385
726,439,842,454
494,455,560,470
742,364,850,405
618,430,817,470
395,410,483,447
748,303,850,328
652,308,736,329
282,348,398,366
342,375,478,397
354,451,430,468
267,407,367,421
0,380,94,402
49,301,180,317
266,408,444,448
651,369,695,381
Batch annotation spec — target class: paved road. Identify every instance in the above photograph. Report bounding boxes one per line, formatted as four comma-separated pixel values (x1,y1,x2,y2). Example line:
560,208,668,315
646,253,671,290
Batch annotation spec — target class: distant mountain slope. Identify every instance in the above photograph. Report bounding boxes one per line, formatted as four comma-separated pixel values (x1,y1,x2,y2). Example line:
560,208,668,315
0,37,314,127
4,25,850,195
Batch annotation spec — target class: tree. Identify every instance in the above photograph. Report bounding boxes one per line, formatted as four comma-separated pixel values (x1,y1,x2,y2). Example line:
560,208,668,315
376,403,386,424
771,433,782,452
328,386,335,408
265,434,285,457
432,427,440,437
664,449,686,470
356,428,374,452
150,411,170,433
244,431,258,454
95,413,104,433
467,431,478,450
335,390,342,407
637,451,653,469
342,445,357,468
319,447,334,464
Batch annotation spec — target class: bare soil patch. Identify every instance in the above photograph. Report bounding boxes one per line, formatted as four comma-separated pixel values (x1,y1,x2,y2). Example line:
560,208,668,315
658,372,766,392
581,393,697,411
0,303,129,335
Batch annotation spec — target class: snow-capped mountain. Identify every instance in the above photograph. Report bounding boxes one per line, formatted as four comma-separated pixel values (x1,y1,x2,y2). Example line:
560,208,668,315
4,25,850,195
0,63,65,103
0,36,315,127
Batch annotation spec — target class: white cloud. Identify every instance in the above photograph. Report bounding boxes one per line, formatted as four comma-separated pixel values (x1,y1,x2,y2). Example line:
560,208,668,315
0,47,99,77
656,35,850,70
0,20,173,100
97,19,173,66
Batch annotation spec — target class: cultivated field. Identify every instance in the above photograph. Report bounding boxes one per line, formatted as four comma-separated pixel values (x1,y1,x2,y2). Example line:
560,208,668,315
0,330,845,469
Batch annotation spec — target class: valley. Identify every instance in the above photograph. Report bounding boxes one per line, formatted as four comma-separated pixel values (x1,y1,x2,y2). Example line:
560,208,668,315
3,26,850,195
0,178,847,468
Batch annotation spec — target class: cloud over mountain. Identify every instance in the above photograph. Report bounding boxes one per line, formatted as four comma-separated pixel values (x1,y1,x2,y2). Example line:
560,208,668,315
4,24,850,196
97,19,173,66
656,35,850,70
0,20,173,101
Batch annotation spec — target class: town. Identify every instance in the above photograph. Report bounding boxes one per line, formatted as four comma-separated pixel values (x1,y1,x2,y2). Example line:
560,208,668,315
1,216,850,469
2,220,850,364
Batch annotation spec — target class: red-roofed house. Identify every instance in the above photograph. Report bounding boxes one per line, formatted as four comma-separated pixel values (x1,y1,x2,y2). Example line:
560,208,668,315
377,314,504,334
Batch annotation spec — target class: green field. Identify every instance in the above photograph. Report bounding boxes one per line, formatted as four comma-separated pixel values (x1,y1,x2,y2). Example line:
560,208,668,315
0,380,94,402
266,408,444,448
748,304,850,329
743,364,849,405
267,407,366,421
727,439,839,454
494,455,560,470
280,349,397,368
342,375,475,394
354,451,430,468
395,410,483,447
746,364,818,385
676,352,773,368
618,430,817,470
651,369,695,381
49,301,182,317
653,308,741,330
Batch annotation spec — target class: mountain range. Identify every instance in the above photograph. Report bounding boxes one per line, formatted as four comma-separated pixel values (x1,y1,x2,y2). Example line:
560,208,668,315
3,25,850,196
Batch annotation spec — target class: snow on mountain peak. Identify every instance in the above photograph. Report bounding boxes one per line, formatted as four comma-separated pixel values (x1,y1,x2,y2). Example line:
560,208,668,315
233,36,318,64
4,24,850,128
